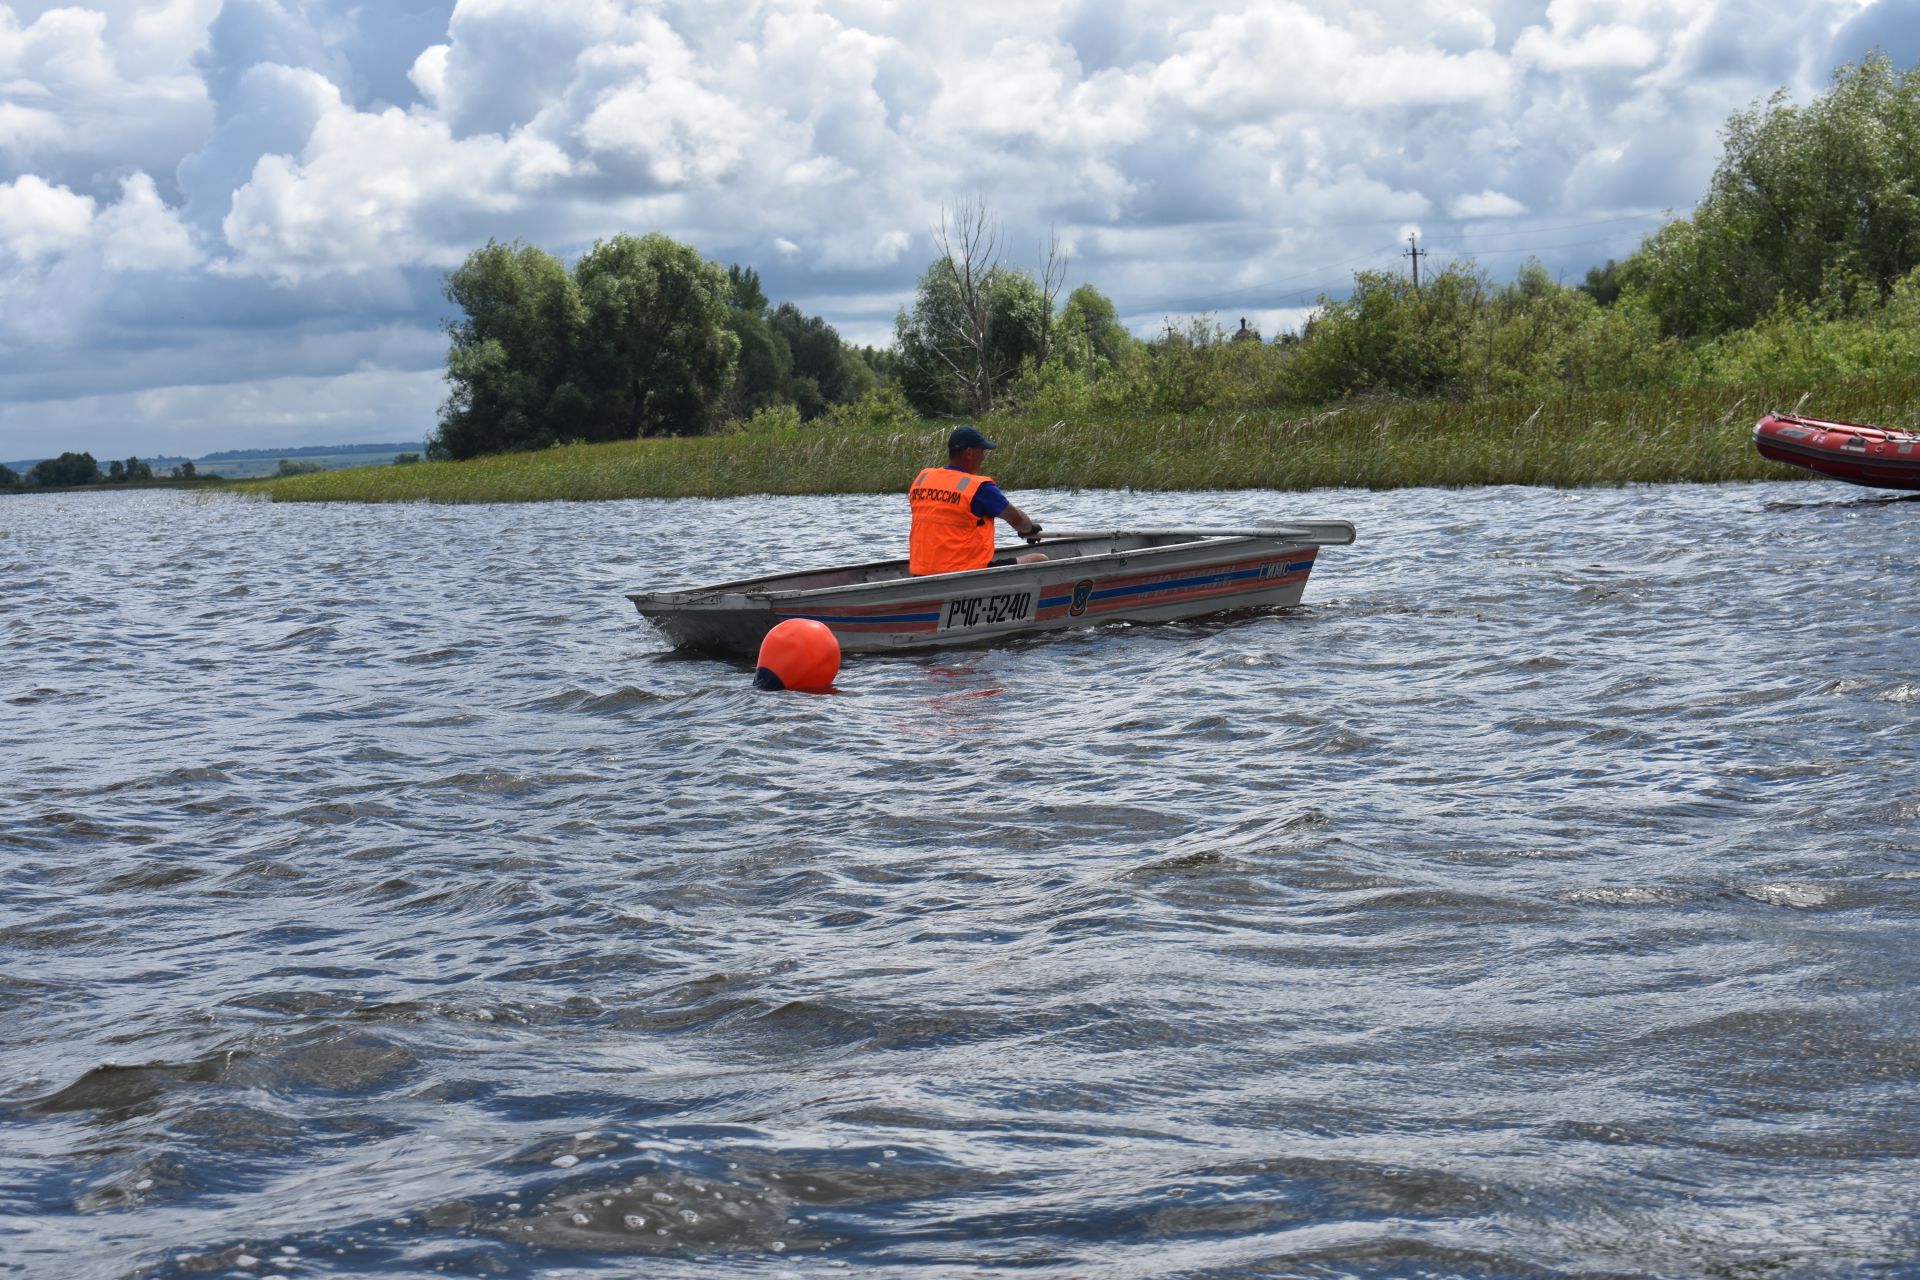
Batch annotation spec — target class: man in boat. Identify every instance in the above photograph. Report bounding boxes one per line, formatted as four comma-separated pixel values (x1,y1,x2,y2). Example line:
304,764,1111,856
908,425,1046,575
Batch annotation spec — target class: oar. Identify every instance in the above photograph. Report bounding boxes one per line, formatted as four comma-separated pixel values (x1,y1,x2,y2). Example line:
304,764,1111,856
1023,521,1357,546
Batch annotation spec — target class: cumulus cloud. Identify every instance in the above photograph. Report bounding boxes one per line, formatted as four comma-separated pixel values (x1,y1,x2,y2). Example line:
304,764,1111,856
0,170,199,269
1148,6,1515,117
97,172,202,270
0,2,215,193
176,61,340,223
217,79,572,283
1514,19,1665,72
433,0,626,136
408,42,450,105
576,44,761,188
1449,189,1530,218
0,173,93,261
0,170,202,356
0,0,1898,459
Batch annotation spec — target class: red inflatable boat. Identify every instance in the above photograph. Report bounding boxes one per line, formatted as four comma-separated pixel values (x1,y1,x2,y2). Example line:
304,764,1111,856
1753,413,1920,491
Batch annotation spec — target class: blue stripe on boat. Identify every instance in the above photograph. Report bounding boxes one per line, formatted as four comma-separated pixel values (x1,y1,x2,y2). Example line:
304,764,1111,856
1091,559,1313,602
780,610,943,625
1038,558,1314,610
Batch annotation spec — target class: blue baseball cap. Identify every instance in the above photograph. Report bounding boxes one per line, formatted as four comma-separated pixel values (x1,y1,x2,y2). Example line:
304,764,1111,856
948,425,997,452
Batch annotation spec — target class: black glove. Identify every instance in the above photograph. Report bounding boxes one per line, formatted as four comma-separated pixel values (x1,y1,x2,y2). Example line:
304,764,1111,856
1022,522,1044,543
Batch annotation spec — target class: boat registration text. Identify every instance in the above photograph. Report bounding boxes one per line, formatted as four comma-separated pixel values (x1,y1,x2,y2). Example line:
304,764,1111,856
941,590,1035,631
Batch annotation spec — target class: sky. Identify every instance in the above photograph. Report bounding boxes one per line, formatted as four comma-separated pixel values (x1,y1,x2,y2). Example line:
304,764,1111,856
2,0,1916,462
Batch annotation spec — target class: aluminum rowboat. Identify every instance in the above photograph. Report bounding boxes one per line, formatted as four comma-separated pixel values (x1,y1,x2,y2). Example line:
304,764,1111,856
627,521,1357,655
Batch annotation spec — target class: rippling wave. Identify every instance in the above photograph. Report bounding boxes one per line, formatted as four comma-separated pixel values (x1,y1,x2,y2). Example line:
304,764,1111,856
2,483,1916,1278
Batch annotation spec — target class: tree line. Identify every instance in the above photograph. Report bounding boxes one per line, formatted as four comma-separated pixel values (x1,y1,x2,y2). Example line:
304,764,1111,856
428,233,891,459
0,453,206,491
0,453,365,491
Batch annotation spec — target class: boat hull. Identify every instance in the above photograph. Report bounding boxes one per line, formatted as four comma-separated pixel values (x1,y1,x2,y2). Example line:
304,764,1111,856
1753,413,1920,491
629,526,1353,656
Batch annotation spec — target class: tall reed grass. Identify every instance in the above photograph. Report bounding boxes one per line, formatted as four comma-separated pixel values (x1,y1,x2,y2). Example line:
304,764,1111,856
253,381,1919,503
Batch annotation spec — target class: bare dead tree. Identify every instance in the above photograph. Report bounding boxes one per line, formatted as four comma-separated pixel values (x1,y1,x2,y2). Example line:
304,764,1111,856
932,194,1003,417
1036,224,1068,368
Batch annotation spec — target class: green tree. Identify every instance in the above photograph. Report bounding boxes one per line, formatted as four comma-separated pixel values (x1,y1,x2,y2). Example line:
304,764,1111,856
1112,316,1287,413
1578,257,1646,308
431,240,587,460
573,232,739,440
855,344,900,383
1462,261,1596,396
124,457,152,481
727,263,769,313
894,261,964,416
716,263,878,424
1684,264,1920,385
1287,266,1483,401
894,197,1052,417
28,452,100,486
1552,289,1683,392
170,459,197,479
768,302,872,418
1055,284,1134,378
108,459,126,481
723,307,793,418
895,257,1048,416
1634,53,1920,336
720,264,791,421
0,463,18,490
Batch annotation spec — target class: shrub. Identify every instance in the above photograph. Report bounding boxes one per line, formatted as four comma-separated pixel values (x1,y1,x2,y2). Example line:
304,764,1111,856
999,358,1097,422
739,402,804,436
815,385,918,434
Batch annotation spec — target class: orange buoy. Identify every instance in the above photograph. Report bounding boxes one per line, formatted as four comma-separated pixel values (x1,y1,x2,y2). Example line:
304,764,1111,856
753,618,840,692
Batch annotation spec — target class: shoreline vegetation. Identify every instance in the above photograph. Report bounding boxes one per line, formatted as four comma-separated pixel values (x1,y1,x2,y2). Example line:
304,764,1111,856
247,382,1901,504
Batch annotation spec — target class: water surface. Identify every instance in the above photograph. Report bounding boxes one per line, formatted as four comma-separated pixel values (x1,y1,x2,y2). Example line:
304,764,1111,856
2,482,1916,1278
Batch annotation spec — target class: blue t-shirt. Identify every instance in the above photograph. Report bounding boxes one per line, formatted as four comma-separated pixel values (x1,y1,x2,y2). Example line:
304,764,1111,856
970,481,1009,520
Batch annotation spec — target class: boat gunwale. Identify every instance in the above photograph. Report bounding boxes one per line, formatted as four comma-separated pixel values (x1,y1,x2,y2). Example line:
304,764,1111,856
1759,412,1920,443
627,530,1318,610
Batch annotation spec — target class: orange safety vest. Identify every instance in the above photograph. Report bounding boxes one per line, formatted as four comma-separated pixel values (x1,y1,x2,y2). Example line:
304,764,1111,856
908,466,997,575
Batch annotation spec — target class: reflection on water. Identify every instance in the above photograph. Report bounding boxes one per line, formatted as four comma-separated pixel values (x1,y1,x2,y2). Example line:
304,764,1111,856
2,481,1917,1278
1762,489,1920,512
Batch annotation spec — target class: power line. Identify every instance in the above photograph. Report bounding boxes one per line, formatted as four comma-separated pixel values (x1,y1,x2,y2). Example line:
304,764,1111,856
1421,234,1652,260
1435,212,1668,242
1269,209,1668,233
1210,249,1404,303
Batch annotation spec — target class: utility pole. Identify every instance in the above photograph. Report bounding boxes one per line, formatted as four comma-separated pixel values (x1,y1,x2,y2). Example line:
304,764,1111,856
1404,232,1427,289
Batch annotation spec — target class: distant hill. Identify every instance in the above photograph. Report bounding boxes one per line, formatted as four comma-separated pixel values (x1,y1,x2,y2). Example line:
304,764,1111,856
5,442,428,480
198,442,426,461
192,443,428,478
